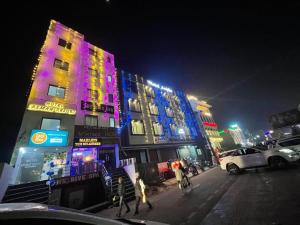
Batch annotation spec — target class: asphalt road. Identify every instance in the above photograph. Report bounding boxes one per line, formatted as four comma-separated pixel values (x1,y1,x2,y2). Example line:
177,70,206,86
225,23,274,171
97,165,300,225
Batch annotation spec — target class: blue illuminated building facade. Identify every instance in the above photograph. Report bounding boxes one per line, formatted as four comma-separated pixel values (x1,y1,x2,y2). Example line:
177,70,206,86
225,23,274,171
118,71,211,164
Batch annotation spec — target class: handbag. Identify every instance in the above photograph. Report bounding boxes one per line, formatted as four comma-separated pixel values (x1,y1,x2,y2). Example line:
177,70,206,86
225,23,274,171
112,195,120,207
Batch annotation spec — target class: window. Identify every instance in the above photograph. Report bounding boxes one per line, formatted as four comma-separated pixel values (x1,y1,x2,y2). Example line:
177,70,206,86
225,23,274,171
178,111,184,121
170,124,178,136
88,68,98,77
145,86,155,98
153,122,164,136
48,85,65,98
85,115,98,127
220,150,243,158
109,117,115,127
107,74,112,82
58,38,72,50
245,148,260,154
149,103,159,115
131,120,145,135
163,93,170,100
88,89,98,100
279,139,300,147
41,118,60,130
54,58,69,71
165,107,174,117
89,48,97,57
108,94,114,103
125,80,138,93
107,56,111,63
184,127,190,136
128,98,141,112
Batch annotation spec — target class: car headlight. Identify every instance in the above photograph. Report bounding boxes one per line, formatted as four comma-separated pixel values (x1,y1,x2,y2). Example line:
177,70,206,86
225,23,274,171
279,148,295,154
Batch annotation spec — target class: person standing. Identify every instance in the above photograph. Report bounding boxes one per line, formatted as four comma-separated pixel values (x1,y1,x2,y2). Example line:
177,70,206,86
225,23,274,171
134,172,152,215
116,177,130,217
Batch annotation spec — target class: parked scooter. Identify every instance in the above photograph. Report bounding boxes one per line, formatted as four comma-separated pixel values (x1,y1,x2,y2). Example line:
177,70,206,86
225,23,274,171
193,160,205,172
187,163,199,176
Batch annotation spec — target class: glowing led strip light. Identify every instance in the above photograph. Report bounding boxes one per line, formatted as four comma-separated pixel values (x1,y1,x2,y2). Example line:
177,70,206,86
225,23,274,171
27,101,76,115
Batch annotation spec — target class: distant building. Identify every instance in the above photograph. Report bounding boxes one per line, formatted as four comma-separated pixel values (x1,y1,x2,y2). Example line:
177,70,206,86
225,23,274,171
228,124,246,146
269,107,300,138
118,72,211,167
218,130,239,151
187,96,223,163
187,96,223,150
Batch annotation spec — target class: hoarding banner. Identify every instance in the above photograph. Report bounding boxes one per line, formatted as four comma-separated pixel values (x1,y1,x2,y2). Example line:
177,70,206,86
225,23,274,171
29,130,68,147
73,138,101,147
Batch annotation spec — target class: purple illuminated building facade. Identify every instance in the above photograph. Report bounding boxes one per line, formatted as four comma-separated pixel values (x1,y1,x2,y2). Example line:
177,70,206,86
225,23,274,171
10,20,121,184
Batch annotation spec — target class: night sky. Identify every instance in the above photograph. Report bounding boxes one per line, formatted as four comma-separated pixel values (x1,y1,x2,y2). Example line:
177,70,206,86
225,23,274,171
1,1,300,162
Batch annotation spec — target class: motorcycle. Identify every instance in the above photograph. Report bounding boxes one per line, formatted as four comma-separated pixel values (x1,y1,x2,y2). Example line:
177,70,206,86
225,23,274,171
187,163,199,176
193,160,205,172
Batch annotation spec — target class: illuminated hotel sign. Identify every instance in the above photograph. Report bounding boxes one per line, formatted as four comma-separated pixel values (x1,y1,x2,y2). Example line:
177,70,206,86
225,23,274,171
29,130,68,147
27,101,76,115
81,101,114,114
147,80,173,93
73,138,101,147
203,122,217,128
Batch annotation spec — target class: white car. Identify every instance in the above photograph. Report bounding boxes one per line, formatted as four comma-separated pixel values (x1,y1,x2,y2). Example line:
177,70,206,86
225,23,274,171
0,203,168,225
219,146,300,174
277,135,300,153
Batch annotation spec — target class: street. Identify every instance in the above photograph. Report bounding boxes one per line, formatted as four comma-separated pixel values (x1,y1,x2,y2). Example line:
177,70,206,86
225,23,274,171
97,166,300,225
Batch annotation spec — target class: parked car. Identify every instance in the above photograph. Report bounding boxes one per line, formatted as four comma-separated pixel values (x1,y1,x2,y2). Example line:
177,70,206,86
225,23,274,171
219,146,300,174
0,203,168,225
277,135,300,153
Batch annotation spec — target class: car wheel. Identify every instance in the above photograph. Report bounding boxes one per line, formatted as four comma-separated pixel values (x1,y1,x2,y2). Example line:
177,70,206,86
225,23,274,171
269,157,287,169
227,164,240,175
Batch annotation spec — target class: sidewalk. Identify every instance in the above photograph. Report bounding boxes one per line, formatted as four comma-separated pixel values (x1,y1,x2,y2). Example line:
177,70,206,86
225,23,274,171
96,166,215,219
148,166,213,196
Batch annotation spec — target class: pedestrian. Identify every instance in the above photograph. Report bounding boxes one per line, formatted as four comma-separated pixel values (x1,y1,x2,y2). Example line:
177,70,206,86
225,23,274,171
134,172,152,215
115,177,130,217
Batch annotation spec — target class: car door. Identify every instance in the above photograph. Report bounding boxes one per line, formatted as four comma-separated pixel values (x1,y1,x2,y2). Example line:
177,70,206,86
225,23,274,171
230,149,245,168
243,148,266,167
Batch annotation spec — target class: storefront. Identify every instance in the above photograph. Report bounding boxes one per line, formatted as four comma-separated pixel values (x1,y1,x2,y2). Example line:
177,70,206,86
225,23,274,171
13,129,72,184
177,145,203,162
70,126,120,175
15,146,71,184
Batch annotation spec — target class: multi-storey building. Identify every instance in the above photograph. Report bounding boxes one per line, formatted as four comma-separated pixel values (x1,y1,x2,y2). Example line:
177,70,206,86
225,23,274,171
10,20,120,184
228,124,246,146
187,95,223,154
119,72,209,165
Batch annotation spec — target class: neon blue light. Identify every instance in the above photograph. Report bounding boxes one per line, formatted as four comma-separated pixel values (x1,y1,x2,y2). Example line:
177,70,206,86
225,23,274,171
176,91,201,139
120,71,201,142
230,124,238,128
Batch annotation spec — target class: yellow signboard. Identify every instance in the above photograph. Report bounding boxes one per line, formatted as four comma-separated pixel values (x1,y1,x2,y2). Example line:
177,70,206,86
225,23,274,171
27,101,76,115
73,138,101,147
196,105,209,112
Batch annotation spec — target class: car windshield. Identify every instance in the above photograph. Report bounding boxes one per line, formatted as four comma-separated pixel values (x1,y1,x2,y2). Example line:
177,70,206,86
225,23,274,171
254,145,268,150
219,151,236,158
278,139,300,147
